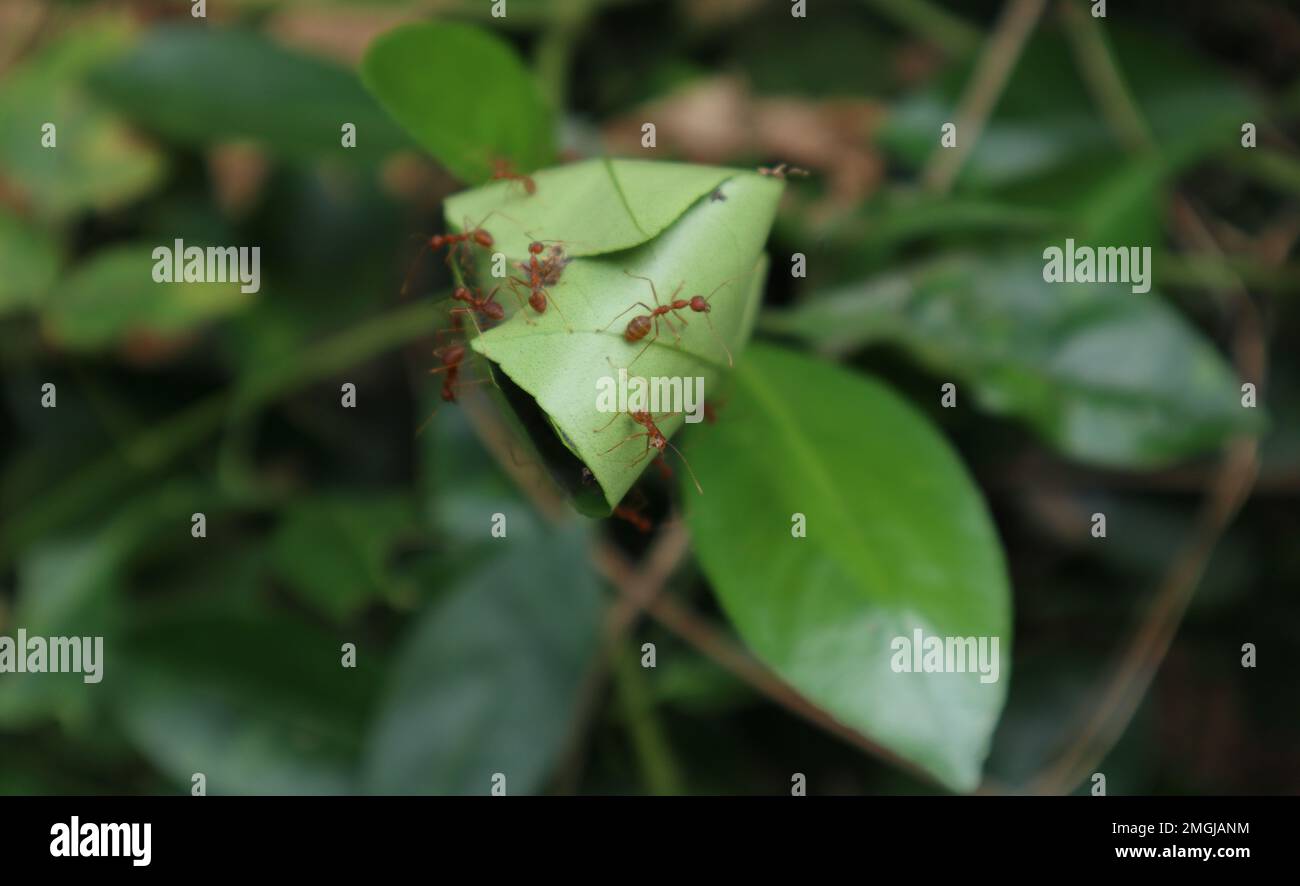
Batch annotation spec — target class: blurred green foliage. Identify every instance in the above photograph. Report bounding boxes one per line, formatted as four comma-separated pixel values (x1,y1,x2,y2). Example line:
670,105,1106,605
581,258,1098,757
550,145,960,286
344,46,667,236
0,0,1296,796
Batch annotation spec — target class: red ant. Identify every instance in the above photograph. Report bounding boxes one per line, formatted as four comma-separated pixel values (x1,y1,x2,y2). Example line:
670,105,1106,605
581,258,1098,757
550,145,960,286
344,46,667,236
428,307,494,405
508,239,573,330
429,342,467,403
450,285,505,324
490,158,536,196
758,163,810,180
613,504,653,534
603,272,736,367
401,215,496,296
594,409,702,495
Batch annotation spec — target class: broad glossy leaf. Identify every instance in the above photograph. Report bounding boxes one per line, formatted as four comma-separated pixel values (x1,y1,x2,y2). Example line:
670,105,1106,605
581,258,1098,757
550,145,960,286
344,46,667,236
683,343,1011,792
449,162,781,513
116,607,379,795
0,18,165,218
0,210,59,315
763,254,1258,467
43,245,253,350
361,526,604,795
361,22,554,182
92,26,409,163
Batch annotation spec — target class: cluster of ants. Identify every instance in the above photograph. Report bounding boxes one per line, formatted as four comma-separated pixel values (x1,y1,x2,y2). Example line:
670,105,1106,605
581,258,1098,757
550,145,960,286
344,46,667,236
413,160,802,528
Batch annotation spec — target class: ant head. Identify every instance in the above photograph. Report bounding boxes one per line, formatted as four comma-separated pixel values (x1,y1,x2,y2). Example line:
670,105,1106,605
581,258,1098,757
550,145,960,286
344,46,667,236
453,286,472,302
528,241,545,255
484,300,505,322
473,229,494,247
690,295,710,313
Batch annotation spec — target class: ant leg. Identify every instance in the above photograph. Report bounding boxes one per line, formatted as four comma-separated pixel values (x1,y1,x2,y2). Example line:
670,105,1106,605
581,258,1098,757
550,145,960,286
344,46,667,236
593,411,625,433
625,330,660,369
623,271,665,309
548,289,574,333
600,302,655,333
623,440,656,470
601,431,648,456
504,277,537,324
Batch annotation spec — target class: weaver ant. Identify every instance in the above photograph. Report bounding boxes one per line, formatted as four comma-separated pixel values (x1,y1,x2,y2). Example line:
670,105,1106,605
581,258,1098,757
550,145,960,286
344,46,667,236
450,284,506,324
758,163,810,180
401,214,496,296
490,158,537,196
613,504,653,534
593,409,702,495
508,239,574,330
603,272,736,367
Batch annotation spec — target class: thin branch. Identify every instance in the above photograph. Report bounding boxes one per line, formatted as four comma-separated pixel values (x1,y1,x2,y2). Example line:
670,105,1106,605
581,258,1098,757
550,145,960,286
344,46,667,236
1058,0,1156,155
921,0,1048,195
859,0,983,58
641,589,944,790
552,522,691,793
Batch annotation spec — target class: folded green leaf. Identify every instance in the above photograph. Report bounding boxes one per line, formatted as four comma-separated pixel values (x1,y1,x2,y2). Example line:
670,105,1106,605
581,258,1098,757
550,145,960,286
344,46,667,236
444,158,737,256
683,343,1011,792
446,161,781,512
763,254,1260,467
361,22,554,182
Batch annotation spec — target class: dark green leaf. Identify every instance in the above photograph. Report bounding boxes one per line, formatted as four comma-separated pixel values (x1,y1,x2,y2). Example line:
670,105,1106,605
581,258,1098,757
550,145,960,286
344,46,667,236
116,607,378,795
361,22,554,182
92,26,410,162
270,494,418,620
362,526,605,795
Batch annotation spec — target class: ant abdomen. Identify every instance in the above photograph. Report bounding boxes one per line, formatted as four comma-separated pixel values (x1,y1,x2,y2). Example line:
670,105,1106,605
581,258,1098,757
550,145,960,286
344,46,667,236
626,315,652,342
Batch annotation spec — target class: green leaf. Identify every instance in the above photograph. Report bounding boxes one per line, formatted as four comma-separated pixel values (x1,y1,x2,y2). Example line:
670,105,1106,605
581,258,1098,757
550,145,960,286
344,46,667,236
763,254,1259,467
362,526,605,795
683,343,1011,792
43,245,253,350
0,17,165,218
361,21,554,183
446,160,781,513
270,494,417,620
0,209,59,315
91,26,409,163
116,607,379,795
444,158,737,256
